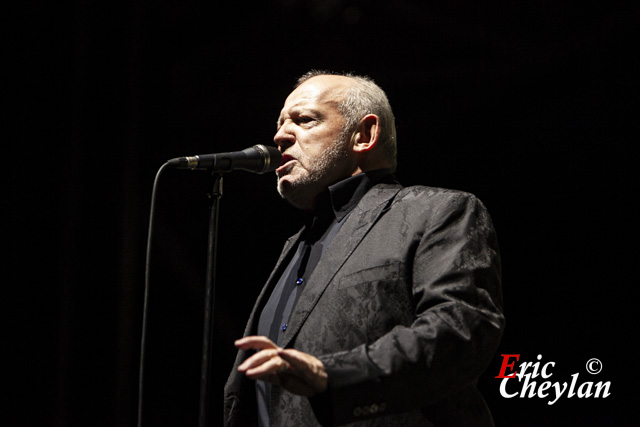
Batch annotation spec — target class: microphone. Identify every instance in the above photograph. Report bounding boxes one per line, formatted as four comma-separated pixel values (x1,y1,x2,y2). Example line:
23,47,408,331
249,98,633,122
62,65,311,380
167,144,282,174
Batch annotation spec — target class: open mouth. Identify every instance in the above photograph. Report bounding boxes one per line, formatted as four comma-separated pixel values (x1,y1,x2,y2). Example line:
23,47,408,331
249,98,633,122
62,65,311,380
276,154,296,175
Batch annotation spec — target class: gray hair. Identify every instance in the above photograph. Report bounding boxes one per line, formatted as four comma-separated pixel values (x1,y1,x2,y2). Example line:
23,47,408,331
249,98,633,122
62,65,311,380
296,70,398,170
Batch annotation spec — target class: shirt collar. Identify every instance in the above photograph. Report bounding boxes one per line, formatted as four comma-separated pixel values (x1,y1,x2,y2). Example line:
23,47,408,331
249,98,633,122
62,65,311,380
315,168,396,223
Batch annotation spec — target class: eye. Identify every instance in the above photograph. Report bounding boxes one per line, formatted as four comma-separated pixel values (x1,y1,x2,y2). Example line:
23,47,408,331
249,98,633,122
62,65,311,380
297,116,315,125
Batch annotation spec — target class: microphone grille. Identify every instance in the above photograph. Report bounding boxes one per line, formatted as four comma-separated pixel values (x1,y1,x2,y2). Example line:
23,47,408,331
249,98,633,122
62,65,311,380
253,145,282,174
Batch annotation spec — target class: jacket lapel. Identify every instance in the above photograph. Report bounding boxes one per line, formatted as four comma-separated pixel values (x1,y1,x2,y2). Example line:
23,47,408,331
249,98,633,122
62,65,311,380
280,183,402,349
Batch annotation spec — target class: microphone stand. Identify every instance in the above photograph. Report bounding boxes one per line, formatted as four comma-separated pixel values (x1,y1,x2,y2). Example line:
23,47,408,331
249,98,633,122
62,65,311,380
198,172,222,427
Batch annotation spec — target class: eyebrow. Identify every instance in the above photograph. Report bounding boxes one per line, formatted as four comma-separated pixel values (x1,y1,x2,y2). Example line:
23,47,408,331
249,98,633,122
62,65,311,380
276,107,321,128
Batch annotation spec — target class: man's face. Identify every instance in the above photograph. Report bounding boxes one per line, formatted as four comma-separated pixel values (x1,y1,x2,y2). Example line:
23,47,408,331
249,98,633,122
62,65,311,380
274,75,357,210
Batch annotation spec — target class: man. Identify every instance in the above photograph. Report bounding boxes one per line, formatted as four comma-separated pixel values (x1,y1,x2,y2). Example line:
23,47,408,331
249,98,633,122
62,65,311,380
224,71,504,426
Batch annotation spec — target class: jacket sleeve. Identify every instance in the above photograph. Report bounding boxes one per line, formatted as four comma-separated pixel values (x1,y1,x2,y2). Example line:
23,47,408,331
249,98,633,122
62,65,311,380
312,192,505,425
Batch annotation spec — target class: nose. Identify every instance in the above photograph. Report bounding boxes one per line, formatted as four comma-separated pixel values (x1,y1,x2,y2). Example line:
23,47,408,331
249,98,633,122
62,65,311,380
274,121,295,152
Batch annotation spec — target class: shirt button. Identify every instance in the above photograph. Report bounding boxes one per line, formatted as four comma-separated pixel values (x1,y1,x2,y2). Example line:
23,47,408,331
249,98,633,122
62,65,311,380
296,278,304,285
281,323,287,331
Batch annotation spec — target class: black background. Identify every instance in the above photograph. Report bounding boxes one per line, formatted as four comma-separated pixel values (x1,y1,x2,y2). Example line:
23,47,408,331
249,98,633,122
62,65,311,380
7,0,638,426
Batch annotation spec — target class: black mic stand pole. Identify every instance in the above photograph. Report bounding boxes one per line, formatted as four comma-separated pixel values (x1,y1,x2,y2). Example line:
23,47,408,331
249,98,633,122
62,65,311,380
198,172,223,427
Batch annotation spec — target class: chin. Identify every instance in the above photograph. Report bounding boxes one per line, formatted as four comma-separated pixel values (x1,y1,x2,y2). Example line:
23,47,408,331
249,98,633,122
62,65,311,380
277,179,317,211
277,178,298,200
277,180,300,199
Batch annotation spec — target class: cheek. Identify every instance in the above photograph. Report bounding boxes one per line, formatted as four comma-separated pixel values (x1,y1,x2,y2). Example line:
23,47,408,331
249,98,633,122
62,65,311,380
294,133,334,169
292,147,315,171
299,145,325,165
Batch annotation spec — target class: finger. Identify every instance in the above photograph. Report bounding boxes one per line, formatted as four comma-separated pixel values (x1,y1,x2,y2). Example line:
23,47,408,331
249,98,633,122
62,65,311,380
244,356,290,380
234,335,278,351
276,348,307,370
238,348,279,372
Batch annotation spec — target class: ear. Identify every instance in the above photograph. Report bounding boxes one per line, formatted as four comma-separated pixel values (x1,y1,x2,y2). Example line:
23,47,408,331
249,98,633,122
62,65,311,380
351,114,381,154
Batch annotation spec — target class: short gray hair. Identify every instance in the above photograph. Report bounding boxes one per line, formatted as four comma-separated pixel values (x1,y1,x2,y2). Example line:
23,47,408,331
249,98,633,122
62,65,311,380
296,70,398,170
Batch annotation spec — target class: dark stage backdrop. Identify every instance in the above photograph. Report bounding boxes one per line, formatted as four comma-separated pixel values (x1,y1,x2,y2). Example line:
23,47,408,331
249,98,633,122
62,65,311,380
8,1,637,426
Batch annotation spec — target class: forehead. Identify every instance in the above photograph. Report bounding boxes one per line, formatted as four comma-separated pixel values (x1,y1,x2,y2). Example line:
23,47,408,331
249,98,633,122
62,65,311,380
279,76,352,117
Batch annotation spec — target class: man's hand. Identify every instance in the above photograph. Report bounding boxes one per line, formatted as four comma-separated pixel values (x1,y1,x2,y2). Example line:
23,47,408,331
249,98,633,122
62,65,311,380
235,336,328,397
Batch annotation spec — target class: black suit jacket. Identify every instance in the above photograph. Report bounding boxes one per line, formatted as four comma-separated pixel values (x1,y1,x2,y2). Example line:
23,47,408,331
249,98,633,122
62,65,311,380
225,183,505,426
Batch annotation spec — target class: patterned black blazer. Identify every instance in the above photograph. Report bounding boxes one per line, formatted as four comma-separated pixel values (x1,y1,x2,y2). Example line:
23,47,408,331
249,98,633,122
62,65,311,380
225,182,505,427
